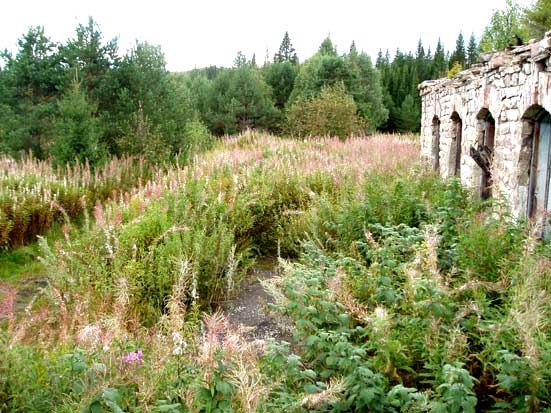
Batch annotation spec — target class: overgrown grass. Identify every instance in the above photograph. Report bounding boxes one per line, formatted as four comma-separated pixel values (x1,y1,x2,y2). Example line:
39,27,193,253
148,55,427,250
0,154,154,249
1,132,549,412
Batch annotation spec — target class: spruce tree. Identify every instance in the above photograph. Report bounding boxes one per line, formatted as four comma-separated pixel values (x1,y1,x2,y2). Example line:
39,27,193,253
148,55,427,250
274,31,298,64
467,33,479,67
433,39,447,78
450,32,466,69
51,81,106,166
318,37,337,56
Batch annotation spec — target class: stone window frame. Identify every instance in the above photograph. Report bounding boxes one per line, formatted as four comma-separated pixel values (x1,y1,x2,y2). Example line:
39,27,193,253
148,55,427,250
431,116,441,171
475,109,495,199
520,105,551,218
449,112,463,177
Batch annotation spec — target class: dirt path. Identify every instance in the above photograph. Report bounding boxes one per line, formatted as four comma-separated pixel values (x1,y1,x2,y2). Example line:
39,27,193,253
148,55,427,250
223,258,291,341
2,259,291,342
0,277,47,319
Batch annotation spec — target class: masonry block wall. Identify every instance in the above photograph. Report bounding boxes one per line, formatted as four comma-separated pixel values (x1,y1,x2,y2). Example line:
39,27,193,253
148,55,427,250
419,32,551,220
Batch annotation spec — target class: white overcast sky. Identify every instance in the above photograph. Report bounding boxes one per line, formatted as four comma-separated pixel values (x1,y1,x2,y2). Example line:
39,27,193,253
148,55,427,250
0,0,535,71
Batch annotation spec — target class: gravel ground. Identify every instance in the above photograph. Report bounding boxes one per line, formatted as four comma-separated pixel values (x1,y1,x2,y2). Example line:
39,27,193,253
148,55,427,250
223,258,292,341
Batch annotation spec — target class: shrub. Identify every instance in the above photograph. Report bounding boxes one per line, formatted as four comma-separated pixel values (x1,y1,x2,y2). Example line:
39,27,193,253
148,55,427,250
286,83,367,139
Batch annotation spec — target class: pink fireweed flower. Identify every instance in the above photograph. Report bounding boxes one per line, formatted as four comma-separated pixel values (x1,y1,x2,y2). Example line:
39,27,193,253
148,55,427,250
122,349,143,365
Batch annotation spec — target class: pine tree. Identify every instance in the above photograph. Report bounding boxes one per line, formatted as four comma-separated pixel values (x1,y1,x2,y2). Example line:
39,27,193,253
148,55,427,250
467,33,479,67
233,51,247,68
433,39,447,78
318,37,337,56
345,51,388,130
450,32,466,69
1,26,65,157
206,66,279,134
274,31,298,64
60,17,118,95
262,61,297,109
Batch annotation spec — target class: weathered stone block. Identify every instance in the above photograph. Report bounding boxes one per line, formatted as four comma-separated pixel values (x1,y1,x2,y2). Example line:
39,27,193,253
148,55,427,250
506,109,519,121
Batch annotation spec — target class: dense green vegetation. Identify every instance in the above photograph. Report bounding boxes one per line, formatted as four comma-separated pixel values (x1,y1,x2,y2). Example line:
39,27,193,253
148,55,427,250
1,1,551,410
1,0,548,168
481,0,551,52
0,12,489,247
1,134,550,411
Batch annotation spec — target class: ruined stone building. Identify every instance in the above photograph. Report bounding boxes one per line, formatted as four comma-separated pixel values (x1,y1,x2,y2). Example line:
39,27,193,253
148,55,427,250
419,31,551,228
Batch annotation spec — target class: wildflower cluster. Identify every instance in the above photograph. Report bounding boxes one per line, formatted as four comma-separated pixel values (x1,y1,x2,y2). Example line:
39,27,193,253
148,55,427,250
122,349,143,365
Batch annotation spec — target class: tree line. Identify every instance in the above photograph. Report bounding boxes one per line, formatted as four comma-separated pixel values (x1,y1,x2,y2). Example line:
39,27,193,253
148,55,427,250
0,0,549,165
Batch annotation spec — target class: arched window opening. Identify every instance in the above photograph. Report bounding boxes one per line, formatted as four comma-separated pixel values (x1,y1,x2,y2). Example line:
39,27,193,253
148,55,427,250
471,109,495,199
432,116,441,171
450,112,462,177
522,106,551,234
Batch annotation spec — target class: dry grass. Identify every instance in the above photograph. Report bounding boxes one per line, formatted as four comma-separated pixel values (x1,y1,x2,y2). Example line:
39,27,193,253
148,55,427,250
0,132,422,410
0,154,151,247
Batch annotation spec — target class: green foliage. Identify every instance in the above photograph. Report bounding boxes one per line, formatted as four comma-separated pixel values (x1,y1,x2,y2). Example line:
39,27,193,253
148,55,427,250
397,94,421,132
346,50,388,130
433,39,448,77
51,81,106,167
455,215,524,282
111,41,196,156
0,26,64,158
262,61,297,110
206,66,279,135
431,364,477,413
524,0,551,39
2,136,551,411
0,20,201,166
376,46,427,132
480,0,527,52
59,17,117,96
274,31,298,64
449,32,466,69
318,37,337,56
286,83,367,138
180,118,215,157
0,345,112,412
289,46,387,130
467,33,480,67
447,61,463,78
289,53,348,102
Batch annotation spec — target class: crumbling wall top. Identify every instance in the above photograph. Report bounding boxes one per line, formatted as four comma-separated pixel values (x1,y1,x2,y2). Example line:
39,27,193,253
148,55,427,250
419,31,551,96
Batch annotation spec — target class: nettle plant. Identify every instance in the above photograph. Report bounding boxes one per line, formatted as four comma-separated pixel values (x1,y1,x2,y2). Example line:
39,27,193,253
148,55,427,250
263,246,481,412
263,180,550,412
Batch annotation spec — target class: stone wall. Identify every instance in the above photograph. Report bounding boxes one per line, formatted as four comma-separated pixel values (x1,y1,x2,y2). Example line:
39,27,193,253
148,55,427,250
419,32,551,218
